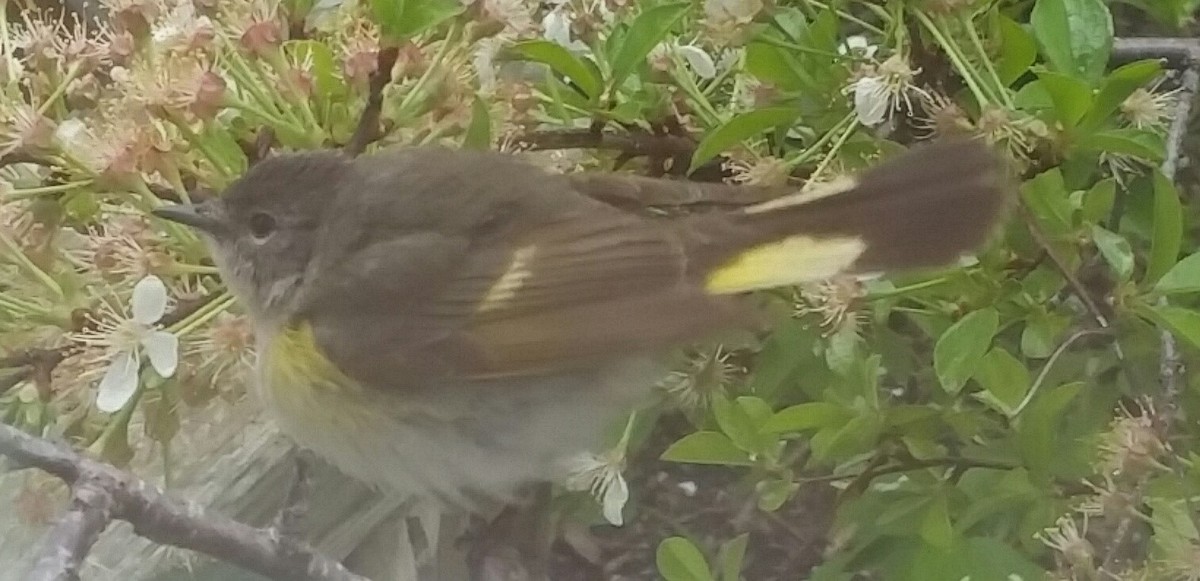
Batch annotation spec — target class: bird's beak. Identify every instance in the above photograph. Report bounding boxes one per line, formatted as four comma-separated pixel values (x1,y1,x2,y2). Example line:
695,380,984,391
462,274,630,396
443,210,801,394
152,201,227,236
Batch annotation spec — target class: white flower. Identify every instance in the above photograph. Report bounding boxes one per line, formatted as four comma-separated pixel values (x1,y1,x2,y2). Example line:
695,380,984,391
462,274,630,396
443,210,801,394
838,35,878,60
565,450,629,526
542,6,587,53
74,275,179,412
649,41,717,79
676,44,716,79
852,76,890,126
844,55,929,127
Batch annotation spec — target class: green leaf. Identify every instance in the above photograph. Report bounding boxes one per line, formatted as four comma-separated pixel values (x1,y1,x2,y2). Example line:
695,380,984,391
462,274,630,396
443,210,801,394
657,537,714,581
461,96,491,150
712,397,761,454
1021,168,1074,235
1077,128,1166,162
973,348,1031,414
509,40,603,101
934,308,1000,394
609,2,690,90
369,0,462,40
963,538,1048,581
1091,225,1135,281
1080,178,1116,223
717,534,749,581
747,320,809,399
757,478,798,512
284,40,341,102
1155,253,1200,295
661,431,755,466
1031,0,1114,82
1018,381,1084,474
1035,69,1093,127
689,107,799,173
1021,311,1070,359
1138,304,1200,350
1146,172,1184,285
995,14,1038,86
920,497,955,549
1080,59,1164,129
763,402,852,433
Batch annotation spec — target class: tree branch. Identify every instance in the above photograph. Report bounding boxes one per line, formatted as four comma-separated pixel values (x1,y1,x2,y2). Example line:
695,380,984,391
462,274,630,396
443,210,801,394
345,47,400,157
0,422,368,581
27,479,116,581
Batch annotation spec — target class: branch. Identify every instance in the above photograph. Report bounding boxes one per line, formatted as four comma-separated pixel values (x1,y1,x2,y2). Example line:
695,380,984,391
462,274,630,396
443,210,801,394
1112,37,1200,65
27,479,115,581
0,423,368,581
345,47,400,157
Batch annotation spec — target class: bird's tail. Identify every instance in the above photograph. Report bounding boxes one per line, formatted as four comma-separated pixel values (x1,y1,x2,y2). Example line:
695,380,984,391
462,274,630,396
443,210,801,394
698,138,1012,295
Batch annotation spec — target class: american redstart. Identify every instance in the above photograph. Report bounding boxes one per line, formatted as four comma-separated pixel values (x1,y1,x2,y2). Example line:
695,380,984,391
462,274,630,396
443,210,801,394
152,138,1009,507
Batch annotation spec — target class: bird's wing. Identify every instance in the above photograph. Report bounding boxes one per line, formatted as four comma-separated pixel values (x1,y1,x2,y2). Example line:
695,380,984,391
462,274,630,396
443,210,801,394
301,211,745,389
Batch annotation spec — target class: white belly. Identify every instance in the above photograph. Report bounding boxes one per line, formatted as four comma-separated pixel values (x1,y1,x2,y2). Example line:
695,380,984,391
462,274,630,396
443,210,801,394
254,353,659,506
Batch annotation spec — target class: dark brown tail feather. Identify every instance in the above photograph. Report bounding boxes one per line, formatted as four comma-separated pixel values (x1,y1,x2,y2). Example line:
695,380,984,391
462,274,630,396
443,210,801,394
702,138,1012,277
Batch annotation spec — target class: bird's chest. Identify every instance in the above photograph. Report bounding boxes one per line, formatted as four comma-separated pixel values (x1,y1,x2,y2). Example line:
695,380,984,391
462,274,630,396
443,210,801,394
254,336,659,504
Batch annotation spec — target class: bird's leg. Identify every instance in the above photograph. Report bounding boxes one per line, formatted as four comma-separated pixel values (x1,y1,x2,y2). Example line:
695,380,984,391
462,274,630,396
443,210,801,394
272,447,313,539
465,483,556,581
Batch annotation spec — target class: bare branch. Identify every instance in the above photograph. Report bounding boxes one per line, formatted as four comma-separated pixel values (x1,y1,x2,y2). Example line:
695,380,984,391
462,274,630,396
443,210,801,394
27,480,116,581
0,422,368,581
345,47,400,157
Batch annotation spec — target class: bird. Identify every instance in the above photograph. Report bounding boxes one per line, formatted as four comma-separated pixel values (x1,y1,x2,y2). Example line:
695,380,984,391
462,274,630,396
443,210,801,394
153,137,1009,576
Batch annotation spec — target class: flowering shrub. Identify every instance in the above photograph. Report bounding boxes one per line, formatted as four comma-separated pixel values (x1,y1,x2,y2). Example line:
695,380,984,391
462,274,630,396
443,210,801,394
1,0,1198,579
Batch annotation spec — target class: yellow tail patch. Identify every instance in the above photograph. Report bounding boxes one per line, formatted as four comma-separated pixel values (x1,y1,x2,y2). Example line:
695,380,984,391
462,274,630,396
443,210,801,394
704,235,867,295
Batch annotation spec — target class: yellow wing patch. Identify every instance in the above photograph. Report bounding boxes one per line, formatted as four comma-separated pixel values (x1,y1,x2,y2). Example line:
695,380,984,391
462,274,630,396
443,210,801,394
476,245,538,313
705,235,867,295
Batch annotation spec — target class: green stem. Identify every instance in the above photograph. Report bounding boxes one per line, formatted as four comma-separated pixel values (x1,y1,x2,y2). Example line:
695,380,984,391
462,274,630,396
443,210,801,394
168,292,234,337
264,49,325,140
5,180,94,199
166,112,232,181
808,117,859,181
961,14,1014,108
221,51,290,120
786,112,855,169
669,55,721,126
398,26,462,116
0,292,45,315
0,229,63,298
753,35,842,59
35,62,82,118
805,0,887,35
866,276,953,300
168,263,221,275
913,11,992,107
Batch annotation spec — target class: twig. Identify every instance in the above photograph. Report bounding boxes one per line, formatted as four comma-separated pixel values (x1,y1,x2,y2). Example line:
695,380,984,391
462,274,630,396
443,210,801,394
0,422,368,581
27,479,116,581
273,449,313,539
344,47,400,157
1099,40,1198,573
1019,202,1112,329
1112,38,1200,65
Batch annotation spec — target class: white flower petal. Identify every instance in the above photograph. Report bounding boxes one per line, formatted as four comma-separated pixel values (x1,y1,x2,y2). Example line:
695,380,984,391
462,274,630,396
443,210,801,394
678,45,716,79
131,275,168,324
840,35,877,59
853,77,889,126
96,351,139,412
142,331,179,378
542,10,573,48
601,473,629,526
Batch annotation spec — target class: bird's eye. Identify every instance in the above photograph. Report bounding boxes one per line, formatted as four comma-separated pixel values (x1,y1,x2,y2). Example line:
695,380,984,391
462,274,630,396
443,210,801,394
248,212,277,240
